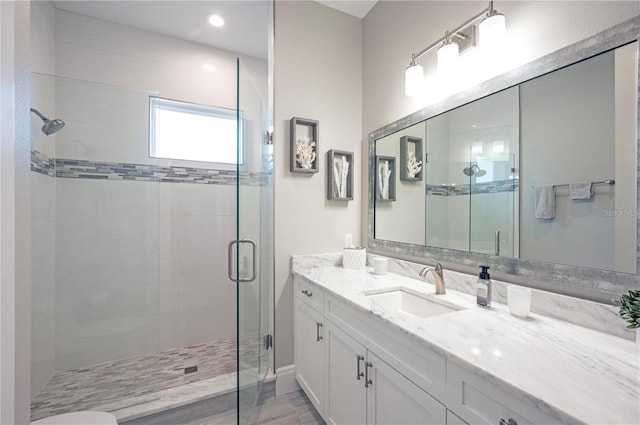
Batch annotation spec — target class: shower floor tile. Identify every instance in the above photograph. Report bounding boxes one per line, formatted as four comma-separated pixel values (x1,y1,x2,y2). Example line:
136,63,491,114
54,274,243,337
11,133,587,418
31,338,236,421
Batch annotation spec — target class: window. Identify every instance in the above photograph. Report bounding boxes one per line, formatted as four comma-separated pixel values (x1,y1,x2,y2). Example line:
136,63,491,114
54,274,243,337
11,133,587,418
149,96,241,164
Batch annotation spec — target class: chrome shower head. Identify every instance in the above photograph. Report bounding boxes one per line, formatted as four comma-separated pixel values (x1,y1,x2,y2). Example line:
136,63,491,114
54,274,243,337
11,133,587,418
30,108,65,136
463,163,486,177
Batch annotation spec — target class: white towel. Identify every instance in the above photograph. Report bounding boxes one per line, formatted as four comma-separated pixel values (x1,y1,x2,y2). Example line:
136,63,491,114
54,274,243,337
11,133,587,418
534,185,555,219
569,182,594,200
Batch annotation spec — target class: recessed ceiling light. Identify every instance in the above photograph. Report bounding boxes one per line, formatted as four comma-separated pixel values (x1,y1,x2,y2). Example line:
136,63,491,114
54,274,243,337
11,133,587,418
207,13,225,28
203,64,215,72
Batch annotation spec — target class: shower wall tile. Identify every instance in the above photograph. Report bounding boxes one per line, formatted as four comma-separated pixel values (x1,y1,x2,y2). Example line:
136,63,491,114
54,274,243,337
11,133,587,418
179,307,237,348
31,72,57,157
55,9,179,65
31,0,56,76
175,40,237,109
55,317,160,372
31,171,56,397
54,76,151,164
159,312,180,352
55,179,160,219
158,183,237,217
55,39,177,98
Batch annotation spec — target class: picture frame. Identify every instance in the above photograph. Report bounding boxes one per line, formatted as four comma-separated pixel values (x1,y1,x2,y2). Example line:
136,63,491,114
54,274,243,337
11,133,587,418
327,149,354,201
290,117,319,173
400,135,423,181
376,155,396,202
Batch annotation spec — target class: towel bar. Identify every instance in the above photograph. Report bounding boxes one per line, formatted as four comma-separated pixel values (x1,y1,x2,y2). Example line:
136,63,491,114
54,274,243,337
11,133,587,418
530,179,615,188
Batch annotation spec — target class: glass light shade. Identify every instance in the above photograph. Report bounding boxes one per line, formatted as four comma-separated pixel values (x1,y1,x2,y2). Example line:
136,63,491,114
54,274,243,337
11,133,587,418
437,42,459,74
207,13,225,27
479,13,506,50
405,63,424,97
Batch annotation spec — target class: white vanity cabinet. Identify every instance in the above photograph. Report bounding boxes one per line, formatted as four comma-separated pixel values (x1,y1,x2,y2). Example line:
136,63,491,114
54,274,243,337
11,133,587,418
294,278,325,416
325,320,446,425
294,275,447,425
446,362,559,425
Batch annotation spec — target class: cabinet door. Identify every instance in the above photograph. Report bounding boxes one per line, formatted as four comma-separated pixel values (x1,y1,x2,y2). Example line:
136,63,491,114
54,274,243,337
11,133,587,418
325,321,367,425
294,300,325,415
447,362,557,425
366,351,446,425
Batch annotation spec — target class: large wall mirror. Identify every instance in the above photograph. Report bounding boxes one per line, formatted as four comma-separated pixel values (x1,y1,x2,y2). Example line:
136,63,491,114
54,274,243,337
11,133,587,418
368,17,639,302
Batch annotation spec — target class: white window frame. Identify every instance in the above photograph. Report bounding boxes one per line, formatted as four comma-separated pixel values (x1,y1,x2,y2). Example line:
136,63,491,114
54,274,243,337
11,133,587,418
149,96,242,165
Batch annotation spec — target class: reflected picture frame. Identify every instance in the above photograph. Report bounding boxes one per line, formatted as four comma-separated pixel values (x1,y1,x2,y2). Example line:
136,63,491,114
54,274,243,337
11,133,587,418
399,136,423,181
376,155,396,202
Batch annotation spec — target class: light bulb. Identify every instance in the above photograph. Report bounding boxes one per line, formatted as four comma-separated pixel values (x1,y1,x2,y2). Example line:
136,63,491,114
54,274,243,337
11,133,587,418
437,41,459,75
479,12,506,51
207,13,225,28
405,63,424,97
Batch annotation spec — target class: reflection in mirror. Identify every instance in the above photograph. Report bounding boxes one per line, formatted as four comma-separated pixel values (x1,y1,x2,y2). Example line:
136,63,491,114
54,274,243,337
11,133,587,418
375,122,426,245
425,87,519,257
369,17,639,298
520,44,637,273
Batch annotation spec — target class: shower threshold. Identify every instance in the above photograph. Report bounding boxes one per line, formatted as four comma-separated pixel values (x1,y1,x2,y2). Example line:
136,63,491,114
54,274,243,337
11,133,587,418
100,371,237,423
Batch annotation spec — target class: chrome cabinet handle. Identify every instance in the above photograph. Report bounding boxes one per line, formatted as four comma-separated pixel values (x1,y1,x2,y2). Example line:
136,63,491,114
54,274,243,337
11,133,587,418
301,289,312,297
499,418,517,425
316,322,323,341
356,355,365,380
364,361,373,388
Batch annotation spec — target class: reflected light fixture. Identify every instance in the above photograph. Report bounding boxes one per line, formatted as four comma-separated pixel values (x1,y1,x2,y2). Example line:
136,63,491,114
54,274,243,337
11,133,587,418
405,1,506,96
207,13,225,27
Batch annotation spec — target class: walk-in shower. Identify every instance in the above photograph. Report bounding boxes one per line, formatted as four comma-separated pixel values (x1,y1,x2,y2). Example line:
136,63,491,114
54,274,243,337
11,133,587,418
30,108,65,135
29,2,272,424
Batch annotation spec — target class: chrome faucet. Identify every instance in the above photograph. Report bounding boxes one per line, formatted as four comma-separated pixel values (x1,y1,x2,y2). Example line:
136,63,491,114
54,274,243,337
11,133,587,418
419,262,446,295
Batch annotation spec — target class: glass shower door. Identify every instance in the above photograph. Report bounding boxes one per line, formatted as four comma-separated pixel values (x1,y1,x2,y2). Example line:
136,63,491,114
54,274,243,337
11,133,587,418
234,58,272,424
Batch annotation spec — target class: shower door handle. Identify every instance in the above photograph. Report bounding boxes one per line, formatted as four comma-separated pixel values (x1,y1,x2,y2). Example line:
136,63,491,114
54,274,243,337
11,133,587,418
495,230,500,256
228,239,257,283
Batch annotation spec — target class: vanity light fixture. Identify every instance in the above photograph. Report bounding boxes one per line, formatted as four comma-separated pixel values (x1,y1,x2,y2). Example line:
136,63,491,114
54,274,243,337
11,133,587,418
437,32,460,75
405,1,506,96
479,7,506,51
207,13,225,28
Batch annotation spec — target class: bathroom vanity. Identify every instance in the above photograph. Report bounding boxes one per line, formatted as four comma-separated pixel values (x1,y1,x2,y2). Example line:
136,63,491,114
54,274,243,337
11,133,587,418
291,255,639,425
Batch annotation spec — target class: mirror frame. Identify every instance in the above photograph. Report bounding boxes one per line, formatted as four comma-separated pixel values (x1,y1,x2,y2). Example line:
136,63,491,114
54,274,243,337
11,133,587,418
368,17,639,303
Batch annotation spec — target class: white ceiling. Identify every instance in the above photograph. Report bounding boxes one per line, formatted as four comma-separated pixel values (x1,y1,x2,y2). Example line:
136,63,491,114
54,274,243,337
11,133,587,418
316,1,378,19
53,1,270,59
52,1,378,61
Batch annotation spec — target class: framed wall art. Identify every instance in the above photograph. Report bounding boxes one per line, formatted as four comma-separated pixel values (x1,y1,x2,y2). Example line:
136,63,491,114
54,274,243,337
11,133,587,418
327,149,354,201
290,117,319,173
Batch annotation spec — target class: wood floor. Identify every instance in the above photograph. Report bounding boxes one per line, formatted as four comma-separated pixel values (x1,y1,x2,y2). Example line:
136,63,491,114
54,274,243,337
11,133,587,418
120,381,325,425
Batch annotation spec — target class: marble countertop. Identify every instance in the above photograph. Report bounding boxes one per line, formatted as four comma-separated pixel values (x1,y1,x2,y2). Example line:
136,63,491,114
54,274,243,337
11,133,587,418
292,258,639,425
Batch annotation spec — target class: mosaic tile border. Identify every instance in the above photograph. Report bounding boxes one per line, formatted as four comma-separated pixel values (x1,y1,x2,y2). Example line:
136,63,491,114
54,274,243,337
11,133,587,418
31,150,56,177
31,150,268,186
426,179,518,196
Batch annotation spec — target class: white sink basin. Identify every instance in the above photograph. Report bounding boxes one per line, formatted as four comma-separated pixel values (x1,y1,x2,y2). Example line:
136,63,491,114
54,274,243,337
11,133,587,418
365,288,462,319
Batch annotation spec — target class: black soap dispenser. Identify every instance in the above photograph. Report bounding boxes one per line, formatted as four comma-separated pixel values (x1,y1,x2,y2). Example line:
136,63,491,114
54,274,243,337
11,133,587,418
476,265,492,307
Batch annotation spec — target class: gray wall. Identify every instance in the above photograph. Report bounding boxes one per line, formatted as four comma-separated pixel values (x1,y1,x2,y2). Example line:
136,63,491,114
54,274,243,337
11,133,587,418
274,0,362,369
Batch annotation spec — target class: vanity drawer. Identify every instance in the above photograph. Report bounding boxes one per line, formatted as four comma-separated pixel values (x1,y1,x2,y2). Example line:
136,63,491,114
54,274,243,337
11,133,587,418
326,294,447,402
294,276,324,313
446,362,560,425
